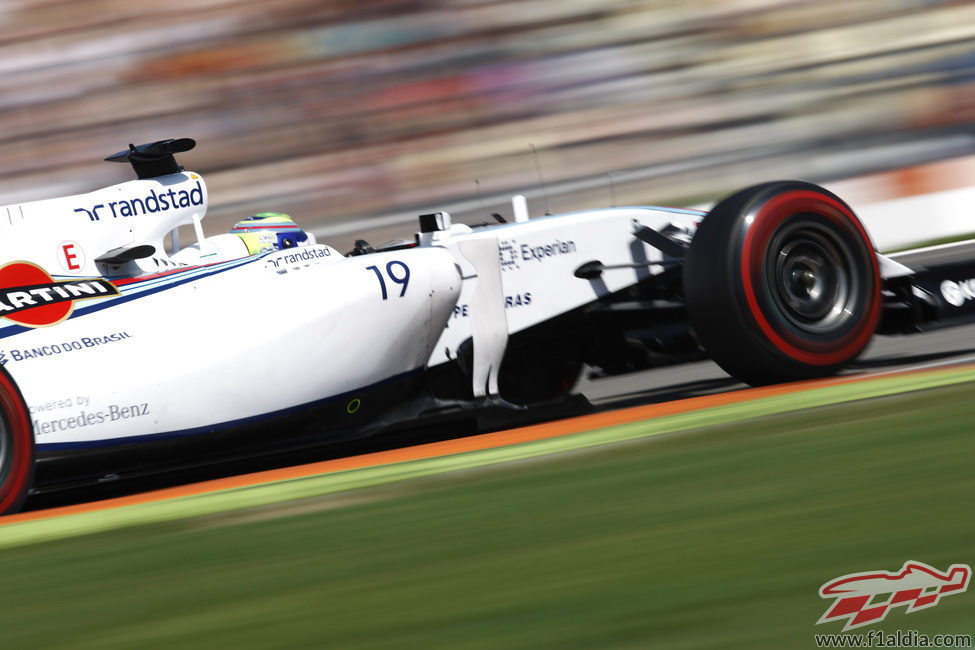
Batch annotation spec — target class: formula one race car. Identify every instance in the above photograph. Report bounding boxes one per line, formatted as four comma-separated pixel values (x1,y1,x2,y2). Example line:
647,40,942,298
1,138,974,514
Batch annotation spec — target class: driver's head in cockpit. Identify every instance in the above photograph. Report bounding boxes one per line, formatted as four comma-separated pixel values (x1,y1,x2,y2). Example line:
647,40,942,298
230,212,309,255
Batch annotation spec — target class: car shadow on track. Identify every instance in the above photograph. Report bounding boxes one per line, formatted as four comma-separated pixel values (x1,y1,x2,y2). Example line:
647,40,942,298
588,377,745,411
25,348,971,515
23,418,494,514
22,395,593,515
848,348,975,370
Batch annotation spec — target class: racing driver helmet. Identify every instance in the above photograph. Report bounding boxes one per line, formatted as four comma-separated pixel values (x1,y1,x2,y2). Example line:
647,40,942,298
230,212,309,254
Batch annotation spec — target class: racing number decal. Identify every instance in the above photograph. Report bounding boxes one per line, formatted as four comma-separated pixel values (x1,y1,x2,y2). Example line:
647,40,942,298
366,261,410,300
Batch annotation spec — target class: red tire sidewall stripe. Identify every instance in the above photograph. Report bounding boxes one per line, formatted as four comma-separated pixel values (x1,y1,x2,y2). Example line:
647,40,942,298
0,370,32,512
739,190,881,366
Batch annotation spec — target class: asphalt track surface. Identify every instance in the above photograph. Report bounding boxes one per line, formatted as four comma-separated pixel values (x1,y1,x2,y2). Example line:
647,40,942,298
15,243,975,518
582,240,975,406
579,321,975,409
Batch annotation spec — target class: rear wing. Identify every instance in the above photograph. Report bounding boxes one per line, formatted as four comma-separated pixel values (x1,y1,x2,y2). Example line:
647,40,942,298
105,138,196,180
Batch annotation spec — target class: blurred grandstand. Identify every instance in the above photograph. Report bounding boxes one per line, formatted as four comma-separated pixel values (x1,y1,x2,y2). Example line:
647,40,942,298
1,0,974,249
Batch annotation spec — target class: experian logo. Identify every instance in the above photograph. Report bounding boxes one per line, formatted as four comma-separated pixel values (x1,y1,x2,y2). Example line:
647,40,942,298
73,180,204,221
940,279,975,308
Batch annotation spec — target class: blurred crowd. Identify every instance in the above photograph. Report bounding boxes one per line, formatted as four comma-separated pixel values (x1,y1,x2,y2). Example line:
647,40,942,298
1,0,974,240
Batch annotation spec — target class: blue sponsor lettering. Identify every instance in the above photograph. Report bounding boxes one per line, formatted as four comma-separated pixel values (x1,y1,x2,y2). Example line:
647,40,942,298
77,181,203,221
520,239,577,263
266,246,333,273
1,331,132,364
451,293,532,320
499,239,520,271
82,332,133,347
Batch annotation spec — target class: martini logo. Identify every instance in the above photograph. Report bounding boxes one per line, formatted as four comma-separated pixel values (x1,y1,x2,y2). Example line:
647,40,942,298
817,561,970,631
0,262,120,327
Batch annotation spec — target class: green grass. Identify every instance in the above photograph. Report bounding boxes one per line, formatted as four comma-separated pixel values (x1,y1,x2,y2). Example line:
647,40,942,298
2,385,974,649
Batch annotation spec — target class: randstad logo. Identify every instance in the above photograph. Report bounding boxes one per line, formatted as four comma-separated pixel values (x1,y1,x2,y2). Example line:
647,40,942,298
73,180,204,221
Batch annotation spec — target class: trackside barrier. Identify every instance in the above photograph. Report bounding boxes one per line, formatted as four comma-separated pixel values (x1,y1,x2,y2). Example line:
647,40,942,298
693,155,975,252
828,155,975,251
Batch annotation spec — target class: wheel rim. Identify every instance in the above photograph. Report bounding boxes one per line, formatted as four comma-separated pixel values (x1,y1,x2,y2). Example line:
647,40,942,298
686,182,881,384
767,219,859,335
739,188,881,367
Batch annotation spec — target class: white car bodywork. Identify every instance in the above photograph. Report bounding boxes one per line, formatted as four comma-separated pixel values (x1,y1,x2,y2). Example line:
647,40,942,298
10,138,975,518
0,171,462,450
419,207,699,392
0,150,911,455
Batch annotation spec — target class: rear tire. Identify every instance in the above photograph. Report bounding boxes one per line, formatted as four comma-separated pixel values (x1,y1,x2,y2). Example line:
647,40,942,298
683,181,881,385
0,367,34,515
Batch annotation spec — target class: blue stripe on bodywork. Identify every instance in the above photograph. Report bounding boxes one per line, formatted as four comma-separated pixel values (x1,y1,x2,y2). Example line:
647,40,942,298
35,368,422,451
0,255,264,341
483,205,705,230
